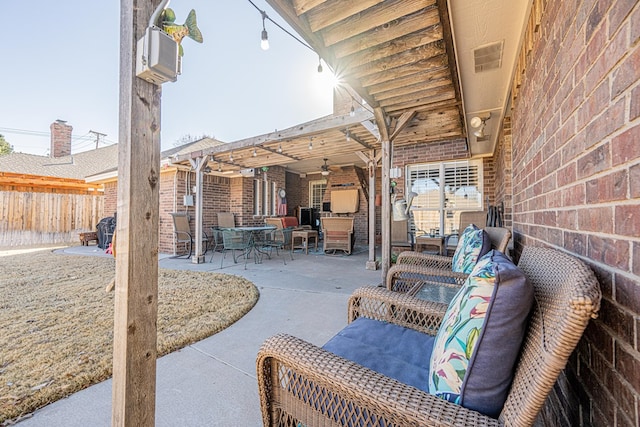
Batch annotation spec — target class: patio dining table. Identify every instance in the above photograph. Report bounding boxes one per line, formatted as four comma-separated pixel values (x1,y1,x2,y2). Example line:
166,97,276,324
221,225,276,266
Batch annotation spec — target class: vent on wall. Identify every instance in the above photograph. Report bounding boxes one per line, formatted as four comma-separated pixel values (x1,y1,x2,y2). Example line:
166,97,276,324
474,40,504,72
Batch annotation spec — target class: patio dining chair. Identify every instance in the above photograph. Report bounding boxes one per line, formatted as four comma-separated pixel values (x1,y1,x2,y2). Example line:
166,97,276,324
220,228,250,268
169,212,209,259
257,247,601,427
261,226,294,265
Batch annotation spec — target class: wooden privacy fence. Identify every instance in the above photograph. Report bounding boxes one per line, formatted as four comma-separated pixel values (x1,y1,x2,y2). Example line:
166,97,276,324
0,191,104,247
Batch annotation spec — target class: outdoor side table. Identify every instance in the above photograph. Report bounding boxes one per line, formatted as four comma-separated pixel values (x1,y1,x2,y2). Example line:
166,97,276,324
292,229,318,254
415,235,445,255
408,281,459,305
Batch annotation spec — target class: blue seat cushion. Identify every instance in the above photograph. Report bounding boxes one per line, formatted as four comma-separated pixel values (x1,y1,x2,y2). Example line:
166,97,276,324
323,317,434,392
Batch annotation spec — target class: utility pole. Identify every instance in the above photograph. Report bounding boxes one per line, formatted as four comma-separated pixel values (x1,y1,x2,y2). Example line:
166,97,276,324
89,130,107,149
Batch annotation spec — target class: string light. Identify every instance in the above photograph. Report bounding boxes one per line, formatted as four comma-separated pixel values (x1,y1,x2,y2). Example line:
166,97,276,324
229,152,234,162
277,144,283,153
346,129,351,141
247,0,328,74
350,97,355,117
308,137,313,150
253,147,257,157
260,11,269,50
218,161,222,172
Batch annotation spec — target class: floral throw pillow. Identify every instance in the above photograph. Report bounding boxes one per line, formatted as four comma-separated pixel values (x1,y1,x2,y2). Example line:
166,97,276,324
451,225,490,274
428,250,533,418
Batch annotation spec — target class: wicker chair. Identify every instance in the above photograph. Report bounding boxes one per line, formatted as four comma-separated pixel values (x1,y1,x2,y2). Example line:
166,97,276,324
321,217,354,255
256,247,601,427
388,226,512,293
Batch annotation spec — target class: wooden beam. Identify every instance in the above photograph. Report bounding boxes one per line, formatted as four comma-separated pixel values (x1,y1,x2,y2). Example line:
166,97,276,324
339,24,443,70
173,110,373,162
331,7,440,59
436,0,465,135
306,0,383,32
292,0,325,16
390,110,417,141
342,129,372,149
320,0,433,46
112,1,162,425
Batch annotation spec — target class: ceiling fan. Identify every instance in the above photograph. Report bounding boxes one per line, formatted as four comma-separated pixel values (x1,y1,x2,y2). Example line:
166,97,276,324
321,158,331,176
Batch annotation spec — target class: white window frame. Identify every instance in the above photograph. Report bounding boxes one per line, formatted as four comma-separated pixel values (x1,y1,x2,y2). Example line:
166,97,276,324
309,179,327,211
406,159,483,236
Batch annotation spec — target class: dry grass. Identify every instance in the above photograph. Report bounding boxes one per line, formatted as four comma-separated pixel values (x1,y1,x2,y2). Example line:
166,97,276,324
0,249,259,424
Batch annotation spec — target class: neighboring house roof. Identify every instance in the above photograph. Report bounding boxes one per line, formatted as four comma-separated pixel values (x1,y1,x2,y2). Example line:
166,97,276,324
0,137,227,183
0,144,119,180
85,137,228,183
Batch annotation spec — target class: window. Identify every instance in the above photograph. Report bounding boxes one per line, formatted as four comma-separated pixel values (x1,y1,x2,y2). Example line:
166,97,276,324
309,180,327,210
407,160,483,236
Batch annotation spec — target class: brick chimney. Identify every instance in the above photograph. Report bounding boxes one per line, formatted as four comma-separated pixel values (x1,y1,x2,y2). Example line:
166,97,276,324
50,120,72,157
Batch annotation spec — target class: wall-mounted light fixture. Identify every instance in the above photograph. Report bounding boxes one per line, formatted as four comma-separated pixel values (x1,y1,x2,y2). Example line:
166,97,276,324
470,113,491,138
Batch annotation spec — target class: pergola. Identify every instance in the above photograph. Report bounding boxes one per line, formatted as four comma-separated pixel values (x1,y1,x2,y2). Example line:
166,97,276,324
115,0,531,424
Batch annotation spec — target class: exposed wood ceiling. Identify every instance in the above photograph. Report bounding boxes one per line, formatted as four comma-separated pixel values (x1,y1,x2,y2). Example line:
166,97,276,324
266,0,465,146
173,1,532,176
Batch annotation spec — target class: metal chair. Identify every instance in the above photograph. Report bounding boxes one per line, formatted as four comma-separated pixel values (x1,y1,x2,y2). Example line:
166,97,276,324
262,227,294,265
220,229,250,268
169,212,209,259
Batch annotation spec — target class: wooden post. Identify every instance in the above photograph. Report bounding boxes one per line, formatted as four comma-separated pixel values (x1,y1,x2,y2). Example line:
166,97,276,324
374,108,391,281
112,1,163,425
357,150,380,271
191,156,208,263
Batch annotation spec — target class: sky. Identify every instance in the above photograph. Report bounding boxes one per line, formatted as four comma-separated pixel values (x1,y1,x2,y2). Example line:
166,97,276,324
1,1,337,156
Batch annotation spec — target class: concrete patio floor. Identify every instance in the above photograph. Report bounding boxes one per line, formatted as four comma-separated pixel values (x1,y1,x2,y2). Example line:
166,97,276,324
15,244,382,426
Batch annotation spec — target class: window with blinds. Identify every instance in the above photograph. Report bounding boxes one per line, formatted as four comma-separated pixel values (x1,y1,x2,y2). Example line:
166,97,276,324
407,160,483,236
309,180,327,211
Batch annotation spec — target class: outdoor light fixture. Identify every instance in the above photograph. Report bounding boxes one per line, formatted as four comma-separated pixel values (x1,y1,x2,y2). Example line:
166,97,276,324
317,56,323,73
470,114,491,138
218,161,222,172
277,144,283,153
252,148,257,157
350,98,355,117
229,152,234,162
308,138,313,150
346,129,351,141
321,158,330,176
260,11,269,50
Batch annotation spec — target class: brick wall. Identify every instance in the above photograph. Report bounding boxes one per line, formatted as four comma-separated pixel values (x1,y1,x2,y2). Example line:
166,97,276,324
504,1,640,425
494,117,513,228
164,170,231,254
286,171,308,215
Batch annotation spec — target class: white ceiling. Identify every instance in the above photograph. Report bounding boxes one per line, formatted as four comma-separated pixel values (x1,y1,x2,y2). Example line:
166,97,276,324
449,0,532,157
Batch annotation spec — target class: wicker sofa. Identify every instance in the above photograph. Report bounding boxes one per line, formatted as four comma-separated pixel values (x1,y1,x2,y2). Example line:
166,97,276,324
257,247,601,426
